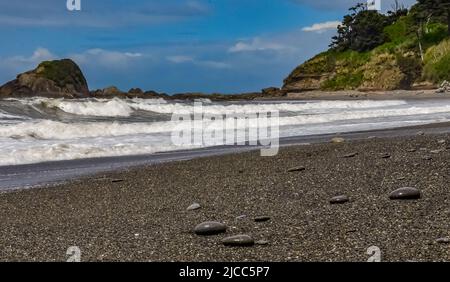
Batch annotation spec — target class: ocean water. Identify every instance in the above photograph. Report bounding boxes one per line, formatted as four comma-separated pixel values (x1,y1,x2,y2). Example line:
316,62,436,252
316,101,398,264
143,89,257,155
0,97,449,166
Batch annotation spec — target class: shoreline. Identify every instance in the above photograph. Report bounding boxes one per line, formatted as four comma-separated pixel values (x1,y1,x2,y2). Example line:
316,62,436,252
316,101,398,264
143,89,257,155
0,131,448,261
2,89,450,101
2,121,450,191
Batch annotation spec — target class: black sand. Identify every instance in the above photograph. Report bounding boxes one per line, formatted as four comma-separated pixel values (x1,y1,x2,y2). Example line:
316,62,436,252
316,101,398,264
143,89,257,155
0,133,449,262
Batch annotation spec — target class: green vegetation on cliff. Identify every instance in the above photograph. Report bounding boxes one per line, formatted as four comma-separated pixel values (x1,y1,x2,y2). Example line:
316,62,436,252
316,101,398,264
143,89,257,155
284,0,450,91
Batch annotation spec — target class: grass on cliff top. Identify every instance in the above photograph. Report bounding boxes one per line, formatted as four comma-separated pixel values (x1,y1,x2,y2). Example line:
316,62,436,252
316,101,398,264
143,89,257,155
423,39,450,83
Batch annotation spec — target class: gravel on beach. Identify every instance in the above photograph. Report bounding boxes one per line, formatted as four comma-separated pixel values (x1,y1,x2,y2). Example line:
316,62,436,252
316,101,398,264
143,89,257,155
0,134,449,262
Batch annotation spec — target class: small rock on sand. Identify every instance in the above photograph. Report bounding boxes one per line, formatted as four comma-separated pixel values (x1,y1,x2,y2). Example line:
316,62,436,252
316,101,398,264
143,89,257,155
254,216,271,222
389,187,421,200
187,203,201,211
331,137,345,143
194,221,227,236
330,195,349,204
287,166,306,172
381,153,391,159
222,235,255,247
436,237,450,244
342,152,358,158
422,155,433,160
111,179,124,183
255,240,270,246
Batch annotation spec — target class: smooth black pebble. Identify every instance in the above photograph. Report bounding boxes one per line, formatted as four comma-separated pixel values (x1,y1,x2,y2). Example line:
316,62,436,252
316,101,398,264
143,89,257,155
330,195,349,204
194,221,227,235
287,166,306,172
342,152,358,158
254,216,271,222
222,235,254,247
389,187,421,200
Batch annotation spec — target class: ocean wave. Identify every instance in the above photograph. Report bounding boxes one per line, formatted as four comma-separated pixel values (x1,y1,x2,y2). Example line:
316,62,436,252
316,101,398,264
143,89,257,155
6,97,408,117
0,104,448,140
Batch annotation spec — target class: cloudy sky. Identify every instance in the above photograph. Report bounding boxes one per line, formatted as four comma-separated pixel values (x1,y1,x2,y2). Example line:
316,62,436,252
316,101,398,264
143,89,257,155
0,0,417,93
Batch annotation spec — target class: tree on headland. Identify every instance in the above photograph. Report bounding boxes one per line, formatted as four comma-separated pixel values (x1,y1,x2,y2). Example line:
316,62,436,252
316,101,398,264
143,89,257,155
330,2,407,52
411,0,450,36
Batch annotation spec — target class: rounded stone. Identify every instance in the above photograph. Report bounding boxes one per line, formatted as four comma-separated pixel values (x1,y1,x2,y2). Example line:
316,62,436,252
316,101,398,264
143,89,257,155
342,152,358,158
436,237,450,244
194,221,227,235
254,216,271,222
330,195,349,204
389,187,421,200
222,235,255,247
380,153,391,159
287,166,306,172
331,137,345,143
187,203,201,211
255,240,270,246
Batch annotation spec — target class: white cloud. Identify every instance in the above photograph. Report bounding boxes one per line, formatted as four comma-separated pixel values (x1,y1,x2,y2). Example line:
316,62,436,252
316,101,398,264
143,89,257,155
166,55,230,69
302,21,341,33
4,47,56,65
228,38,290,53
70,49,143,68
167,55,194,63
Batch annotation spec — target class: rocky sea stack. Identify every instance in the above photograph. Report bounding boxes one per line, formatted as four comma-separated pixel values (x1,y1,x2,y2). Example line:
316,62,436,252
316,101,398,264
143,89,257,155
0,59,89,98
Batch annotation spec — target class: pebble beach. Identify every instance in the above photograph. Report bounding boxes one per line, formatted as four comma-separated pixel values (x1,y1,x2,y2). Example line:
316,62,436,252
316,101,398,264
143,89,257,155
0,133,449,262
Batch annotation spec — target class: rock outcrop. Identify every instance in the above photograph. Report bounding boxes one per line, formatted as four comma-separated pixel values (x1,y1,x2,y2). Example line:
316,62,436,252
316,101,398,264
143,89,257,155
0,59,89,98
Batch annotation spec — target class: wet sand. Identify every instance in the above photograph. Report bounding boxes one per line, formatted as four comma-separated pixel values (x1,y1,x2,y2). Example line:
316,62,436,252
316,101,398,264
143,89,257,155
0,131,449,262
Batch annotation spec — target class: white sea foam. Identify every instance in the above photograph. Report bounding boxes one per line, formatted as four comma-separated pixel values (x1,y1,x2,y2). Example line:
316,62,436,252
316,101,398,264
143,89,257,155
0,98,449,165
15,97,408,117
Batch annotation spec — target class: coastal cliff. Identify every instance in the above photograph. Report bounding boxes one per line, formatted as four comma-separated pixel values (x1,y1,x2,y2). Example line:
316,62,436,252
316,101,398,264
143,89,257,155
283,1,450,92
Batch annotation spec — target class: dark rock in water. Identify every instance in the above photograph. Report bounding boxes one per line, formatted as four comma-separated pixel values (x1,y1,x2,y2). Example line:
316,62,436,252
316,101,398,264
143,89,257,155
194,221,227,235
436,237,450,244
222,235,255,247
255,240,270,246
128,88,144,95
187,203,201,211
389,187,421,200
342,152,358,158
254,216,271,222
287,166,306,172
381,153,391,159
0,59,89,98
422,155,433,160
330,195,349,204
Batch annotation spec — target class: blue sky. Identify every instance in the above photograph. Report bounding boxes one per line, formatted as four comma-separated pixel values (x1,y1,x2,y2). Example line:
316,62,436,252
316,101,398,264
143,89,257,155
0,0,417,94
